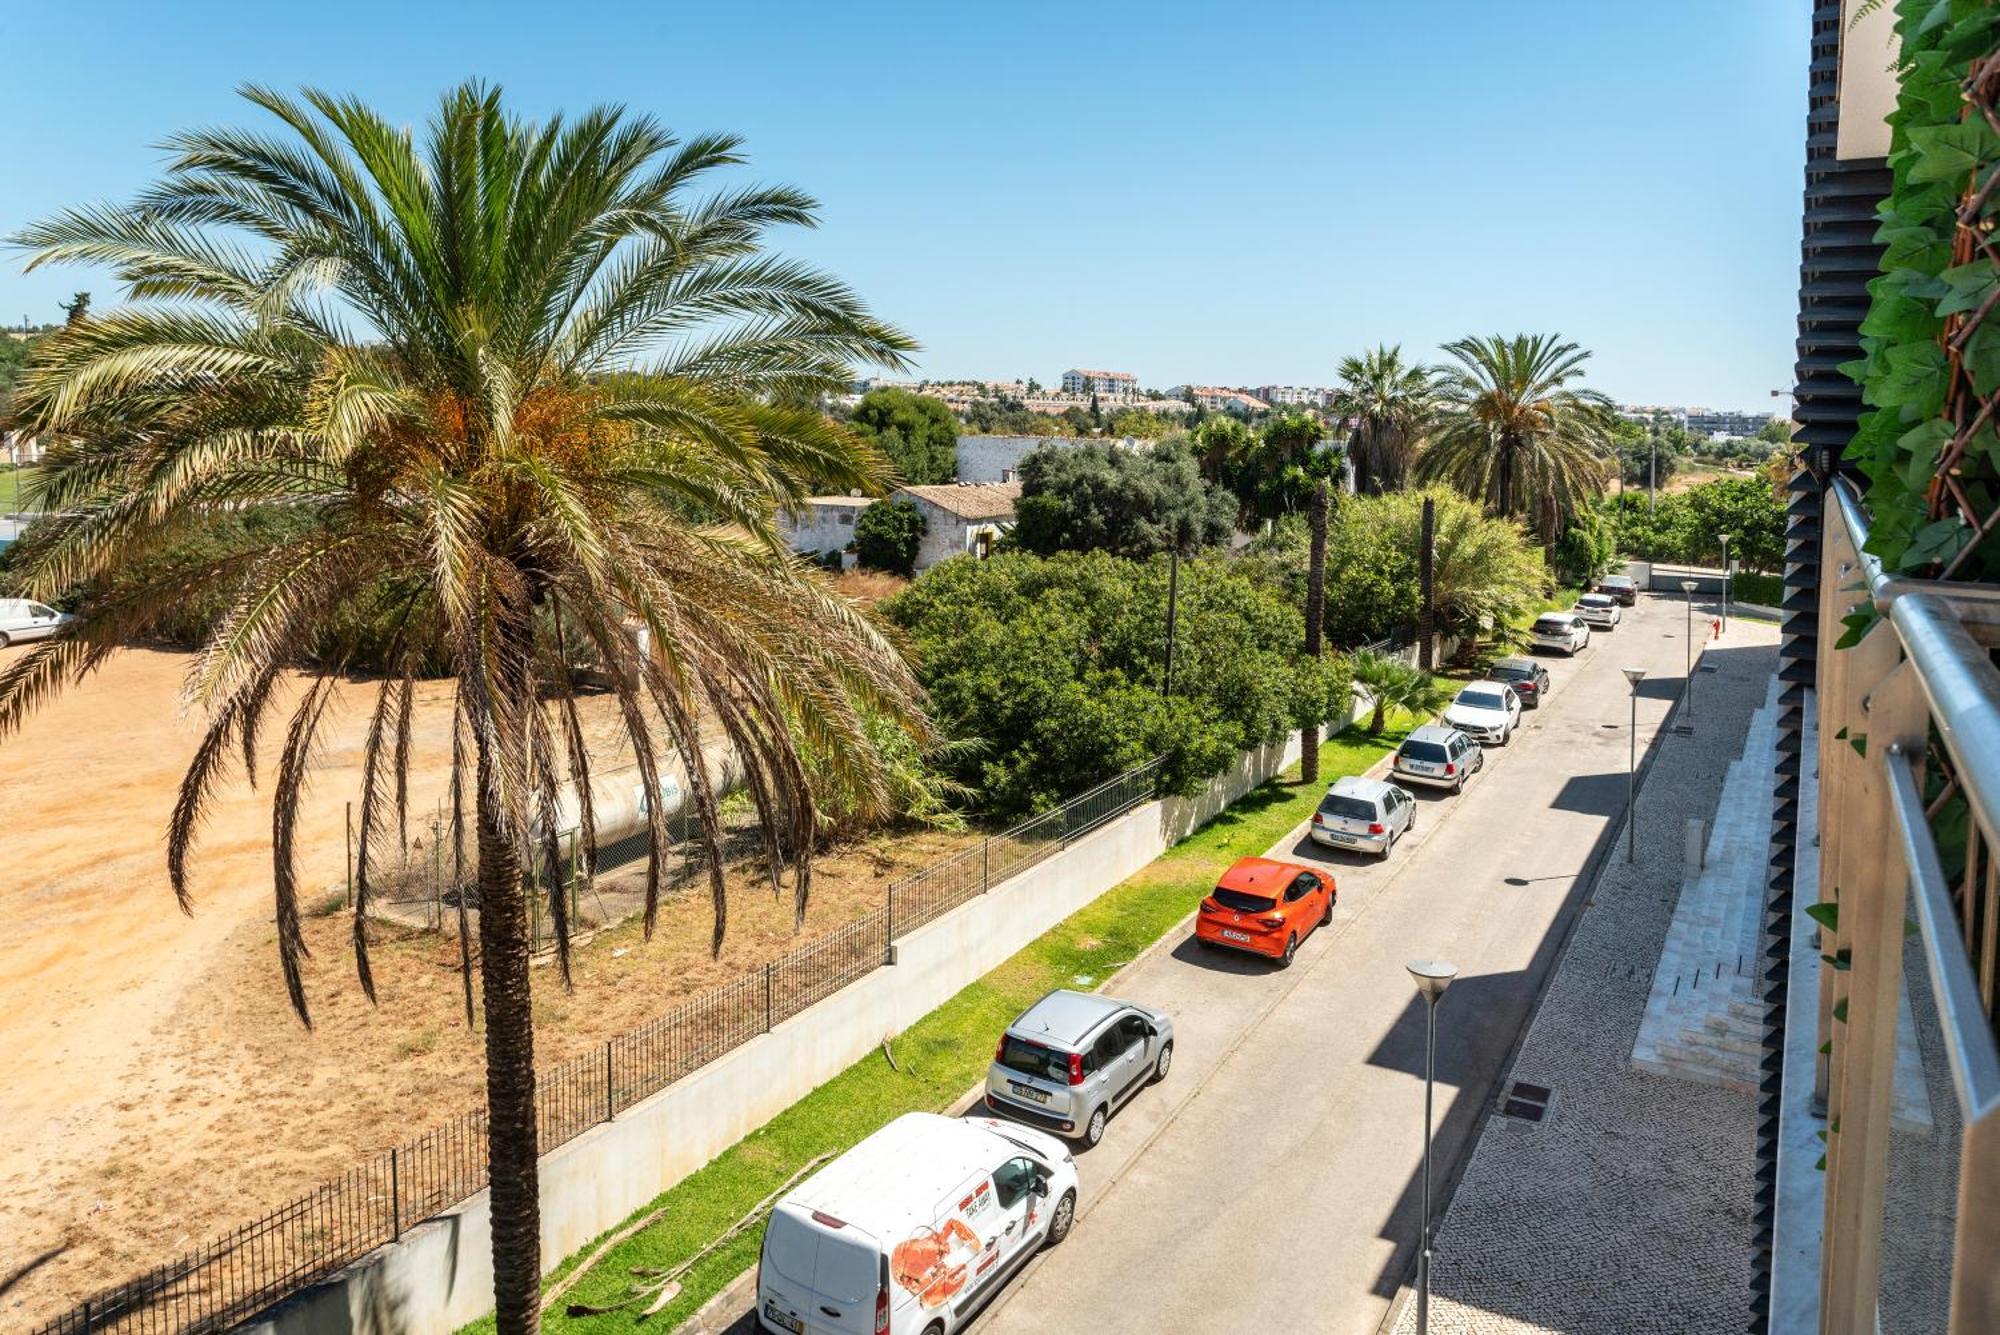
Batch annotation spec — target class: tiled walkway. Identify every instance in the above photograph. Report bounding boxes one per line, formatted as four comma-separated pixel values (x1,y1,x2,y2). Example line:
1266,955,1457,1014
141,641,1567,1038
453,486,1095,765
1392,635,1776,1334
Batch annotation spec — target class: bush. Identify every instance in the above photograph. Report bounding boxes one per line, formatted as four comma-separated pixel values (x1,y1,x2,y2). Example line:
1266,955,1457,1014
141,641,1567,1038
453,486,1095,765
1606,475,1784,571
853,498,925,576
880,551,1349,820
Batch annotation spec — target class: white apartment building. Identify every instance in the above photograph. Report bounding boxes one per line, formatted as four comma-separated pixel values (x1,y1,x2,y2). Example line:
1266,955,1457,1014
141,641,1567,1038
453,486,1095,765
1178,386,1272,416
1059,369,1139,403
1256,385,1334,409
1683,408,1774,439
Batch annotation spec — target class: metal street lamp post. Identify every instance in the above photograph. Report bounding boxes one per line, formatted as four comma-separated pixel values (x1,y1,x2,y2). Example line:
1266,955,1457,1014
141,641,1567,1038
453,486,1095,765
1717,533,1732,635
1680,579,1698,726
1623,667,1647,862
1406,959,1459,1335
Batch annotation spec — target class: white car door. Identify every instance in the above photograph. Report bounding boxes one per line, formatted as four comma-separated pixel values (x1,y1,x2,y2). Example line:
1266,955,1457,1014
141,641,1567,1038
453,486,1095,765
22,603,59,641
985,1156,1042,1280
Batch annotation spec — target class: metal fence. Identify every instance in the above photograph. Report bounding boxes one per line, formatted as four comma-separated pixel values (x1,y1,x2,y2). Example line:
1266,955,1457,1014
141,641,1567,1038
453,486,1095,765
32,757,1167,1334
1808,479,2000,1332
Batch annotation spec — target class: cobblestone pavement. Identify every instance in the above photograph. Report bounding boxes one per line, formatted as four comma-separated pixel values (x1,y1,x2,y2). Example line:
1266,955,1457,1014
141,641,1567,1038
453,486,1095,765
1392,637,1778,1335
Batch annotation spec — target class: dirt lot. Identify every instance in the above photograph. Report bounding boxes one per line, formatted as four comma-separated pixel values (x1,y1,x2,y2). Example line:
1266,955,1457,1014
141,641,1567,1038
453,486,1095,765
0,646,971,1328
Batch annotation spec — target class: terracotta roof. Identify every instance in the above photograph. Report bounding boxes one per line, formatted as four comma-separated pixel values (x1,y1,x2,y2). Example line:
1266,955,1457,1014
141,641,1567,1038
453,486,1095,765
897,481,1022,520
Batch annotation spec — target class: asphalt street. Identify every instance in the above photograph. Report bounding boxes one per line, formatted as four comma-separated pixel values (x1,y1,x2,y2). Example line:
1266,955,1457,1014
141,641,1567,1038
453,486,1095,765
695,594,1724,1335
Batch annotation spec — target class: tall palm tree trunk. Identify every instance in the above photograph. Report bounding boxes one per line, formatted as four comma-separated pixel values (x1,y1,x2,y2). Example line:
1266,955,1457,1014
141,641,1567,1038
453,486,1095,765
1301,478,1328,783
473,681,543,1335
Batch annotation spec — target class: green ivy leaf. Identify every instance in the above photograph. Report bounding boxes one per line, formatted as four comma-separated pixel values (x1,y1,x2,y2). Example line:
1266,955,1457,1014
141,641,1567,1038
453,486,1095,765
1906,121,1997,185
1833,997,1849,1024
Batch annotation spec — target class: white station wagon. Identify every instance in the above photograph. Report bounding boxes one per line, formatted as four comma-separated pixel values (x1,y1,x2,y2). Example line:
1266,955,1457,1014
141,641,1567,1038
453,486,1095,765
0,598,73,647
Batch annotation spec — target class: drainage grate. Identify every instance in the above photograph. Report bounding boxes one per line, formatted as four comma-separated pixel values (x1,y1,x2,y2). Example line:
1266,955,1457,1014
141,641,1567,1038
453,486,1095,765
1498,1080,1555,1124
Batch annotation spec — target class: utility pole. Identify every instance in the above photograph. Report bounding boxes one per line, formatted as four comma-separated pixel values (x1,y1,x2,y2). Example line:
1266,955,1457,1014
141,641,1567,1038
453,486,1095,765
1648,433,1657,516
1302,478,1329,783
1162,543,1180,701
1418,496,1436,671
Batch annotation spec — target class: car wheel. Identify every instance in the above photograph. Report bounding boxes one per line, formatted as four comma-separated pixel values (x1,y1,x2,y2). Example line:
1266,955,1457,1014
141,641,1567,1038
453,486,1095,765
1321,895,1334,925
1152,1040,1174,1082
1046,1189,1077,1247
1280,933,1298,968
1084,1105,1108,1147
0,632,9,648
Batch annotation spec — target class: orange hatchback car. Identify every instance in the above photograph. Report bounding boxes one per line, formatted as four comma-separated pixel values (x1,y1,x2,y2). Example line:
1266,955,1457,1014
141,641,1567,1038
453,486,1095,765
1195,856,1337,967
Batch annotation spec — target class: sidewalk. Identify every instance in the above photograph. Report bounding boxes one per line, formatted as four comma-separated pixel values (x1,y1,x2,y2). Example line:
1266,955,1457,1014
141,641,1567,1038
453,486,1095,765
1392,634,1778,1334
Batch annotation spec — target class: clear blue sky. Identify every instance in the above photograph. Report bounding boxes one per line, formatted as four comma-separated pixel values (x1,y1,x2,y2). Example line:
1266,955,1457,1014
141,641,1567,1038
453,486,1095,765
0,0,1809,409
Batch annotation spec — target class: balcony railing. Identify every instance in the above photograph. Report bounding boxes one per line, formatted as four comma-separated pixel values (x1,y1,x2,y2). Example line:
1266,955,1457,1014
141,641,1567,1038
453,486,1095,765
1811,478,2000,1332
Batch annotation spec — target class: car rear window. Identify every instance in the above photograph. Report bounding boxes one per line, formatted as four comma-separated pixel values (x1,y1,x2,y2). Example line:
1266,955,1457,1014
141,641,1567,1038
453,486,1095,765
1318,794,1377,821
1579,595,1613,607
1533,616,1571,632
1457,691,1506,711
998,1036,1070,1082
1211,888,1278,912
1399,740,1449,763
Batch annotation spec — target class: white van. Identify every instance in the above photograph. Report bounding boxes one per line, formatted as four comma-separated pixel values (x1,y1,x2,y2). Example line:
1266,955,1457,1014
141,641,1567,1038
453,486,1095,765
757,1112,1079,1335
0,598,73,647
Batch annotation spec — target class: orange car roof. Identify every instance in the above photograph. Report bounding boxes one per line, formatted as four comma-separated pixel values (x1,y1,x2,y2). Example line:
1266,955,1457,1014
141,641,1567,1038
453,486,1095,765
1215,856,1307,894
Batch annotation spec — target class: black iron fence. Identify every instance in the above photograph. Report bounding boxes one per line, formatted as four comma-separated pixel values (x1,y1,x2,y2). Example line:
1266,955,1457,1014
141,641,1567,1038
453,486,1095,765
33,757,1166,1335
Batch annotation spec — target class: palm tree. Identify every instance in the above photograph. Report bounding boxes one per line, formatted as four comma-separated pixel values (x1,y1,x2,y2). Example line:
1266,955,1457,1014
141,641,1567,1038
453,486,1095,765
1416,334,1613,552
4,83,927,1335
1345,650,1450,735
1329,344,1437,494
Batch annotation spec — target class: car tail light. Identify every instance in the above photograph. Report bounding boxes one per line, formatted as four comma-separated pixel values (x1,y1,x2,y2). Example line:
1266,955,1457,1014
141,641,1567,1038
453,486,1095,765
994,1036,1006,1063
1198,898,1218,914
1368,822,1385,835
1067,1052,1085,1086
875,1283,890,1334
1443,763,1455,775
1312,812,1325,825
1260,913,1286,929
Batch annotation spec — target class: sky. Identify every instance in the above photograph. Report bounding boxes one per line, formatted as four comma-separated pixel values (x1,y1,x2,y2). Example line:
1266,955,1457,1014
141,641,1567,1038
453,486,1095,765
0,1,1810,409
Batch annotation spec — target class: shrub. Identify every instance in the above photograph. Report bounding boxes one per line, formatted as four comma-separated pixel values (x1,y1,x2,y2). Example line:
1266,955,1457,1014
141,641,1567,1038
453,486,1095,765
1010,440,1233,558
853,498,925,576
849,388,960,484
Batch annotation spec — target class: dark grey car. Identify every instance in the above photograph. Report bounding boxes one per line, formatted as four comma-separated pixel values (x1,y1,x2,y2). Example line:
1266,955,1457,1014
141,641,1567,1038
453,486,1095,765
983,990,1174,1148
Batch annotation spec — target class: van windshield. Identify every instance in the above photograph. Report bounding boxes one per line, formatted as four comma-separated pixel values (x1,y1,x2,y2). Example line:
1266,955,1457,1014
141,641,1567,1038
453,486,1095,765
998,1036,1069,1082
1211,888,1277,913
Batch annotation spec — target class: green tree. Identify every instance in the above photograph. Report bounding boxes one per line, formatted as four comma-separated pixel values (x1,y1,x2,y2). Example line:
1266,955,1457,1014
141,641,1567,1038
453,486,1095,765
1227,411,1340,523
1330,344,1438,494
850,387,959,484
1010,440,1233,558
1757,416,1795,446
1680,474,1785,571
1417,333,1614,552
854,497,926,575
881,551,1348,819
4,83,928,1335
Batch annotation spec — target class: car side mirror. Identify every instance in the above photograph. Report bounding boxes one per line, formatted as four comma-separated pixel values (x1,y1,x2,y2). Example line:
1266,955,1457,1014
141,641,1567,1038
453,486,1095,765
1031,1178,1050,1198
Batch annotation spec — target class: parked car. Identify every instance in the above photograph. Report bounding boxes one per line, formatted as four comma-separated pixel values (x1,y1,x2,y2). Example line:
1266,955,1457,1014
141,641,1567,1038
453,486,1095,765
984,989,1175,1147
1573,593,1623,628
1486,656,1551,709
757,1111,1078,1335
1528,612,1590,656
1393,724,1485,792
1310,775,1418,857
1595,573,1639,606
1443,681,1523,745
0,598,74,647
1196,855,1336,966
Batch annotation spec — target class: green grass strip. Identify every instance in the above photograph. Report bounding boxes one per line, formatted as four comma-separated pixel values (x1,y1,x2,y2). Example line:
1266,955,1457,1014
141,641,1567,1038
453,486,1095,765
464,727,1404,1333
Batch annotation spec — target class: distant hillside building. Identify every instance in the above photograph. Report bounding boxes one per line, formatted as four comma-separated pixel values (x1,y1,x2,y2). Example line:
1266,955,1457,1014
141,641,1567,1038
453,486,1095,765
779,481,1022,573
1683,408,1773,439
1257,385,1334,409
1179,386,1271,416
1060,369,1139,404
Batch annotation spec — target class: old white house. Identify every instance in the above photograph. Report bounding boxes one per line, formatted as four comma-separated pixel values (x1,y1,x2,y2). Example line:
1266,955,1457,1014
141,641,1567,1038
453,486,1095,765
777,481,1021,573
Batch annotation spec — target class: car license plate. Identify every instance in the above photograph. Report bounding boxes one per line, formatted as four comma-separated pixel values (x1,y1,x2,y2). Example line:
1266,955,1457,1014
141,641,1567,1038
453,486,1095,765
1221,929,1252,942
1328,831,1356,843
1009,1081,1050,1104
763,1300,803,1333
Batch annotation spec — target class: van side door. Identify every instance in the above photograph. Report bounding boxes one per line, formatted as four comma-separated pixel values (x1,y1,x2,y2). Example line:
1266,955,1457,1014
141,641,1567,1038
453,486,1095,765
986,1156,1043,1279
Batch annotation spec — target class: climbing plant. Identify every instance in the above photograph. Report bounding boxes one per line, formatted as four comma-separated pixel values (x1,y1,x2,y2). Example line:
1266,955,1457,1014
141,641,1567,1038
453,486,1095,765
1845,0,2000,578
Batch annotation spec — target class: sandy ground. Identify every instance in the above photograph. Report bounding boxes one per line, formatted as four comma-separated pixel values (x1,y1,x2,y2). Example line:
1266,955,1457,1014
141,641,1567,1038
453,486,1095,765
0,645,970,1328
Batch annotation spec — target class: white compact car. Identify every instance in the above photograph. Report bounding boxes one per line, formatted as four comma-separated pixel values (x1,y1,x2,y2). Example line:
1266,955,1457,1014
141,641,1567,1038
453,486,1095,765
1529,612,1590,656
1443,681,1523,746
1392,724,1485,792
1572,593,1622,628
758,1112,1078,1335
0,598,73,647
1310,774,1418,857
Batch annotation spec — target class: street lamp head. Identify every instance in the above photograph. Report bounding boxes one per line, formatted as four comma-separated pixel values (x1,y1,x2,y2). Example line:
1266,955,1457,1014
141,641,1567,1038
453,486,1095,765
1717,532,1731,544
1406,959,1458,1001
1680,580,1697,594
1622,666,1648,688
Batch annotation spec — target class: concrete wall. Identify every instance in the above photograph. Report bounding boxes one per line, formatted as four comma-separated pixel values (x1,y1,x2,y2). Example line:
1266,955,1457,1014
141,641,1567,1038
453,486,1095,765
954,435,1097,483
779,498,872,560
246,728,1312,1335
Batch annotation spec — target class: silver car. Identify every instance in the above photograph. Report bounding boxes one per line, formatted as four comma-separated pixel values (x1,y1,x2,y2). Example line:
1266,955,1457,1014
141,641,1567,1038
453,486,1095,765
1309,775,1418,856
984,989,1174,1148
1393,724,1484,792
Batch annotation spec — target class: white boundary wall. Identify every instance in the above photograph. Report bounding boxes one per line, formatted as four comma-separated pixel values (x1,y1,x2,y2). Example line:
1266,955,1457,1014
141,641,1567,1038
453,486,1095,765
247,728,1310,1334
